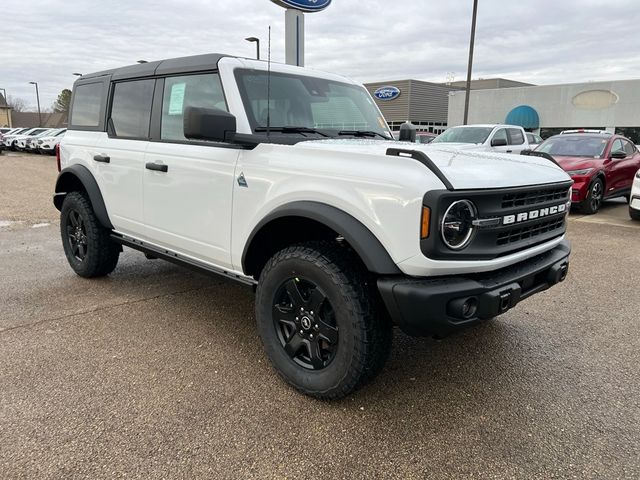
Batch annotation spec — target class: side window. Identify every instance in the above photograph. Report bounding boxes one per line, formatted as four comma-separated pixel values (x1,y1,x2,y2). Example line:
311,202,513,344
610,139,624,155
622,140,636,156
161,73,227,142
71,83,104,127
110,79,155,139
508,128,525,145
492,128,507,143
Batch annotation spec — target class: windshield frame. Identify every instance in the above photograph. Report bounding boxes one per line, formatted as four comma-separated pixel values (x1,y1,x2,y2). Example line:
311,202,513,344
233,68,391,139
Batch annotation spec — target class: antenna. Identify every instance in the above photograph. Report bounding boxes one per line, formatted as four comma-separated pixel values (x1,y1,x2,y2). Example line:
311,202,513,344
266,25,272,140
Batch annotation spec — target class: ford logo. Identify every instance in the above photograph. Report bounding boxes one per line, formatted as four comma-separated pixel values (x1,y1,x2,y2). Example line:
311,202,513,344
374,86,401,101
270,0,332,12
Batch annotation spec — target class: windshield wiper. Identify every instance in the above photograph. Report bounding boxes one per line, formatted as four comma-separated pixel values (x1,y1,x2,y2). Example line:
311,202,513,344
254,126,330,137
338,130,391,140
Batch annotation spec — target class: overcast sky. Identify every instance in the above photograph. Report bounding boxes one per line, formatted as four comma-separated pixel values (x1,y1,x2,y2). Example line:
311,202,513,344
2,0,639,110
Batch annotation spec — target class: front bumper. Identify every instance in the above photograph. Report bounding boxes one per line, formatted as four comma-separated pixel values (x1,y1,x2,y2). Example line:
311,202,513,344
378,240,571,337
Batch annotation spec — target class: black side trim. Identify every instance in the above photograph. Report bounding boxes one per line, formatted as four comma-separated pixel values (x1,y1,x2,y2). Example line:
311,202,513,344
242,201,401,275
53,165,113,229
386,148,454,190
111,233,256,286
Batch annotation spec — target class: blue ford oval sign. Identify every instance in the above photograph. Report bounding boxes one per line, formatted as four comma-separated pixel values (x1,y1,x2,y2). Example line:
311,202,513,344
374,86,401,101
270,0,332,12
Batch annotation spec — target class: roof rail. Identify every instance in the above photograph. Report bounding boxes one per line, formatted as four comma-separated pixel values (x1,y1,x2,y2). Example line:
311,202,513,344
560,129,611,135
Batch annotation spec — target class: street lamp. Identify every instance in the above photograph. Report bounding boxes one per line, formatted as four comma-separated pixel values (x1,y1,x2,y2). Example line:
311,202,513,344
137,60,148,64
245,37,260,60
29,82,42,127
72,73,83,77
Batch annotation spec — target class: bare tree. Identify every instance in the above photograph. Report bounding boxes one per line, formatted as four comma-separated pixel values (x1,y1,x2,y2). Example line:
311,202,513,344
7,95,29,112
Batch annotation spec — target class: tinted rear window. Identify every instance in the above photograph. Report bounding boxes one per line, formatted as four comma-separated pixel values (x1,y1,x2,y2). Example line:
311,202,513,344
110,79,155,139
71,83,104,127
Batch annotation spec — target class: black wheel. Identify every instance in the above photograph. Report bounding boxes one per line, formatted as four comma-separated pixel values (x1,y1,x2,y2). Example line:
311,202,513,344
255,241,392,400
60,191,120,278
630,207,640,221
579,177,604,214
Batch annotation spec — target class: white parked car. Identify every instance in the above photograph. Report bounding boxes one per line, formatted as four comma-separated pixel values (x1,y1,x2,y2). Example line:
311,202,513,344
1,128,31,149
430,124,531,154
630,169,640,220
25,129,59,152
12,128,49,150
36,128,66,154
526,132,543,149
55,54,572,399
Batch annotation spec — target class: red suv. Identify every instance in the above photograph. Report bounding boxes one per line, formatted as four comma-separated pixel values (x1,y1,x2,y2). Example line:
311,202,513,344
536,130,640,214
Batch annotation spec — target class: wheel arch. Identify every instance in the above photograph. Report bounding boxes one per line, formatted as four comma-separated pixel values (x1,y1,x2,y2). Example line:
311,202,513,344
53,165,113,230
242,201,401,278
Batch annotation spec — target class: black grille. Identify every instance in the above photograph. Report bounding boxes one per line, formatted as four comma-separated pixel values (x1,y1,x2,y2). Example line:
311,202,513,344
501,186,569,209
497,217,565,246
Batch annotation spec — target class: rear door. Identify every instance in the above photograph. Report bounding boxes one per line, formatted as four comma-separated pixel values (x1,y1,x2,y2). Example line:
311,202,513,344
94,79,154,238
506,128,527,154
142,72,240,270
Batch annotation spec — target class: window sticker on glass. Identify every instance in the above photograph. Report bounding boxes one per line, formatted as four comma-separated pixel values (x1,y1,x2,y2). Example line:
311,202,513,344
168,83,186,115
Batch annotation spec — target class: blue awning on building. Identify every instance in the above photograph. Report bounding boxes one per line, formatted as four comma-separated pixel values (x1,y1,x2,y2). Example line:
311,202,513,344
505,105,539,129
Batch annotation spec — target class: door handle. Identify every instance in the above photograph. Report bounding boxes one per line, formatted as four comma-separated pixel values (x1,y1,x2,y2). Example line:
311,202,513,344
145,162,168,173
93,154,110,163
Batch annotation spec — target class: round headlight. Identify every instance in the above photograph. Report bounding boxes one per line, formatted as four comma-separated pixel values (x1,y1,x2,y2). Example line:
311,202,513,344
441,200,477,250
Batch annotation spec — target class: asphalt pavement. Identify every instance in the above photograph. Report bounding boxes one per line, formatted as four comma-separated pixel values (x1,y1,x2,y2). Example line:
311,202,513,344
1,152,638,479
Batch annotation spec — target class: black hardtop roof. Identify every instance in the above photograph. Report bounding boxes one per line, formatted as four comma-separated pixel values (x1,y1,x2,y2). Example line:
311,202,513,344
79,53,235,82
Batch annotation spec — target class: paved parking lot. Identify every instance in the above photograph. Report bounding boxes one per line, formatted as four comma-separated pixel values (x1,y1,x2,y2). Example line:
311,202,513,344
1,152,639,479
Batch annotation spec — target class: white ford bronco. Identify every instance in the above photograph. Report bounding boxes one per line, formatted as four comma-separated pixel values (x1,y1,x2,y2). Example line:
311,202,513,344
55,54,572,399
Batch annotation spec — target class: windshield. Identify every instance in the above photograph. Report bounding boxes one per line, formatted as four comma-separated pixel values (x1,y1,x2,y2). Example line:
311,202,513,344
537,136,608,158
432,126,493,144
235,69,391,138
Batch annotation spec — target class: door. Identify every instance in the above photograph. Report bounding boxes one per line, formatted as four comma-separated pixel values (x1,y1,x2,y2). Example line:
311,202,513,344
489,128,510,153
507,128,527,154
619,140,640,191
143,73,240,270
94,78,155,238
604,138,638,195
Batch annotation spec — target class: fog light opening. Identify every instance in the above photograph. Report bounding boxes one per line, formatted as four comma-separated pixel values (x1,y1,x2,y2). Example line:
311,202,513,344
462,297,478,319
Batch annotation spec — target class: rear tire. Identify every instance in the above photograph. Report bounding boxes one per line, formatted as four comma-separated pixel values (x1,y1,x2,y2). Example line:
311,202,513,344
255,241,392,400
60,191,120,278
578,177,604,214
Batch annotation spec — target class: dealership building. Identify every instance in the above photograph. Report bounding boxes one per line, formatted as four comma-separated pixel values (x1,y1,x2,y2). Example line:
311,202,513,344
447,78,640,143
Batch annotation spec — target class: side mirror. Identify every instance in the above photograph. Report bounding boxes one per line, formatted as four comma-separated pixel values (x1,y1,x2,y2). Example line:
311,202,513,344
398,122,417,142
611,150,627,160
491,138,508,147
520,148,532,155
184,106,236,142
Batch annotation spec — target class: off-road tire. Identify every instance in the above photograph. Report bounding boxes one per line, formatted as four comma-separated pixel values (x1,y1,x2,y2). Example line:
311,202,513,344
60,191,120,278
255,241,393,400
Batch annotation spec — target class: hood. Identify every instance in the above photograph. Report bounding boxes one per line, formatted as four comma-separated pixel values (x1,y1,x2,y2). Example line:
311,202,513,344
553,155,601,172
428,142,486,151
296,139,570,190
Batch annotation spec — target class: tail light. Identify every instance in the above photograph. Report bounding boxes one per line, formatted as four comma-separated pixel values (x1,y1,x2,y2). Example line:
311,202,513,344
55,144,61,172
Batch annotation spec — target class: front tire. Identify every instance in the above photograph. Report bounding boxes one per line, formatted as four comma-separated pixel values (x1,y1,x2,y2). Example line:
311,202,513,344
579,177,604,214
255,241,392,400
60,191,120,278
630,206,640,221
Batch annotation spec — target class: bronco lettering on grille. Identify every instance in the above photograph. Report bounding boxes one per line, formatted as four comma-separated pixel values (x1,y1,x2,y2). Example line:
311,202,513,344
503,204,567,225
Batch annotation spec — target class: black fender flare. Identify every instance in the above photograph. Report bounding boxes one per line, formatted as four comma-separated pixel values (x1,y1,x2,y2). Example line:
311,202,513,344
242,201,401,275
53,164,113,229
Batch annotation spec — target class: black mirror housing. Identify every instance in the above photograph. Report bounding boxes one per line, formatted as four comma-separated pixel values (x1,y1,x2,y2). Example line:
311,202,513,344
611,150,627,159
184,106,237,142
491,138,508,147
399,122,417,142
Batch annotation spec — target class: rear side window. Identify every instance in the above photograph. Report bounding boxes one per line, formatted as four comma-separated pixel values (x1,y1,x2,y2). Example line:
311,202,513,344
110,79,155,139
71,83,104,127
508,128,525,145
160,73,227,142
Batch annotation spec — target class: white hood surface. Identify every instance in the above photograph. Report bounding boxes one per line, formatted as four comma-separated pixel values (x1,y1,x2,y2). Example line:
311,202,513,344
297,139,570,190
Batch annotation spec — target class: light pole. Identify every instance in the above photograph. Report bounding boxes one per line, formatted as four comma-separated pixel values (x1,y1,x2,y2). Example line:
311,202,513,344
137,60,148,64
29,82,42,127
463,0,479,125
245,37,260,60
72,73,83,77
